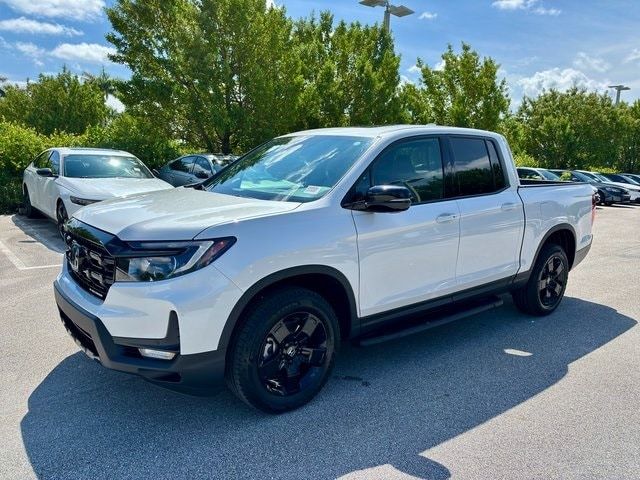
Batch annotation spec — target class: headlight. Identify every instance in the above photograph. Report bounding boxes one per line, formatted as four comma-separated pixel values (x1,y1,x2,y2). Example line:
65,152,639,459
603,187,620,193
115,238,235,282
70,196,100,206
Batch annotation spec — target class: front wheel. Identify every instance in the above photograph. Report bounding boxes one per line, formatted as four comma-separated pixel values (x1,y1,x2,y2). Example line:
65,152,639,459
512,243,569,316
56,201,68,239
226,287,339,413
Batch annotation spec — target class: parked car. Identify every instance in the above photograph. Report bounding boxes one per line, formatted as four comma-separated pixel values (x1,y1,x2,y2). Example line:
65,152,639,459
549,169,630,206
577,170,640,203
601,173,640,187
54,126,594,413
621,173,640,184
155,153,238,186
23,148,173,236
517,167,561,181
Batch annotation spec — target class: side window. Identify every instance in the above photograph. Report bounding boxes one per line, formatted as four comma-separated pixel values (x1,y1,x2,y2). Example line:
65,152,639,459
169,156,194,173
369,137,444,204
450,137,494,196
33,151,50,168
486,140,506,189
49,151,60,175
193,157,213,177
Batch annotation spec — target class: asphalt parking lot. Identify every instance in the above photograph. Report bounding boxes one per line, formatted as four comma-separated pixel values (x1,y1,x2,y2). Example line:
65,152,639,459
1,206,639,480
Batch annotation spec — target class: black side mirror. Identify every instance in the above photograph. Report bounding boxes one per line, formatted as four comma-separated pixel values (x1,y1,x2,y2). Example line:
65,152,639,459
363,185,411,212
195,171,209,179
36,168,55,177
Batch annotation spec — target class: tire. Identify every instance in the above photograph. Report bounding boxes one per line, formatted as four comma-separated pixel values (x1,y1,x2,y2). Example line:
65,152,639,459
56,200,68,239
23,187,37,218
512,243,569,316
226,287,340,413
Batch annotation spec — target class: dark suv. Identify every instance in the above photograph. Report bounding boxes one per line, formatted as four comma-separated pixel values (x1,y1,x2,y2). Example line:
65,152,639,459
156,154,238,186
550,169,630,206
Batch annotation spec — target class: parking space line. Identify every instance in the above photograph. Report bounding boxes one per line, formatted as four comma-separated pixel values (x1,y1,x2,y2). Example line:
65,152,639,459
0,239,62,271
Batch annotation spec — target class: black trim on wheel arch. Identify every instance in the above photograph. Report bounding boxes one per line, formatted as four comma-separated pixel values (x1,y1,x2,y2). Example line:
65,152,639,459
218,265,358,352
529,223,577,268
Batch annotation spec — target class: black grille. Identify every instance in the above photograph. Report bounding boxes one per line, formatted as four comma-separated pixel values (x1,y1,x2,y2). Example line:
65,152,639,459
59,308,99,357
66,231,116,299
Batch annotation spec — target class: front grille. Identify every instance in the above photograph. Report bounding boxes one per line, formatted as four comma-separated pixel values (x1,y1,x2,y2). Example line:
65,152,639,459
66,231,116,299
59,308,98,357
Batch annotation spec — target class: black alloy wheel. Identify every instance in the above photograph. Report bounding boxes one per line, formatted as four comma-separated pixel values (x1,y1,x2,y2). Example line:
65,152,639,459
512,243,569,316
538,254,568,308
226,287,339,413
258,312,328,397
56,201,68,239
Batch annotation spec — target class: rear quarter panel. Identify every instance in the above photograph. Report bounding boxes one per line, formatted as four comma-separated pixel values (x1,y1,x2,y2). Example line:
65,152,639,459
517,183,594,273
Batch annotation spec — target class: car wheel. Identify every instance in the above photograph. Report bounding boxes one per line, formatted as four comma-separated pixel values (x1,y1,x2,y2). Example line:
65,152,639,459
56,200,68,239
512,243,569,316
226,287,339,413
23,187,37,218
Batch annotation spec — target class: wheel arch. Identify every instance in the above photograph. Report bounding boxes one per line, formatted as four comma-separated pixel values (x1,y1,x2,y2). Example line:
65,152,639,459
533,223,577,270
219,265,358,354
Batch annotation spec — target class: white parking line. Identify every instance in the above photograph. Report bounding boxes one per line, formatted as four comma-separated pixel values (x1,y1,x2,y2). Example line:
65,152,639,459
0,239,62,271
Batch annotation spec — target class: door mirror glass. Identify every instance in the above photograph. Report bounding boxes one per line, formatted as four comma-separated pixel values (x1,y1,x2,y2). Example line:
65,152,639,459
195,170,209,179
364,185,411,212
36,168,55,177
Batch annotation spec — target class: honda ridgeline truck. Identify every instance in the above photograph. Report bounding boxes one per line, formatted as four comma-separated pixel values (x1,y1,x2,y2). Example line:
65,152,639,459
54,126,594,412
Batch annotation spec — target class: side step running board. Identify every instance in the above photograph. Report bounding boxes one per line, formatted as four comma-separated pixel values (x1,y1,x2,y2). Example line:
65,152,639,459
358,296,504,347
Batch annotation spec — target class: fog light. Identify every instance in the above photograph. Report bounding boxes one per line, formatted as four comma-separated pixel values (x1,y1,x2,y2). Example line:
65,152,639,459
138,348,176,360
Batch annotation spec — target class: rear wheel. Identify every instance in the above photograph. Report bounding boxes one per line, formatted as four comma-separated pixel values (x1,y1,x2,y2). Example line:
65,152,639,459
512,243,569,316
56,200,68,239
226,287,339,413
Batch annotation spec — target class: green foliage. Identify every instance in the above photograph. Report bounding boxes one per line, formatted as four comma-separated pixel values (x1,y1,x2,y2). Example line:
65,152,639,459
408,43,510,130
0,69,110,135
513,152,539,167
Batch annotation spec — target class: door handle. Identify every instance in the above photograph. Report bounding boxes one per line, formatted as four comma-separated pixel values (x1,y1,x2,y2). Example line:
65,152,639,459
436,213,457,224
501,202,518,211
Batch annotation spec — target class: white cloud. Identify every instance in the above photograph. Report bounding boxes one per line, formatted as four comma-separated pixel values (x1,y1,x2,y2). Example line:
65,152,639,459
50,42,115,64
573,52,610,73
624,48,640,64
0,0,105,22
492,0,561,15
15,41,45,66
0,17,82,36
419,11,437,20
106,94,125,113
400,75,414,86
407,64,421,74
433,60,445,71
517,68,608,98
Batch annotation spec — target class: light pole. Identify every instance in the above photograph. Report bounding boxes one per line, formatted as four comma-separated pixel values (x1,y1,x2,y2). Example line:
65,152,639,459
359,0,414,33
608,84,630,105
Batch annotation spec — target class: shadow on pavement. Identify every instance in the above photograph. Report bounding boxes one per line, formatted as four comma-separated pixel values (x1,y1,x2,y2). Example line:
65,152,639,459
11,215,66,254
21,296,635,479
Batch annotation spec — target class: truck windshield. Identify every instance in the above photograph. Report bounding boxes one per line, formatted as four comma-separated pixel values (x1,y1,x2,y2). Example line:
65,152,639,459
64,154,154,179
205,135,373,202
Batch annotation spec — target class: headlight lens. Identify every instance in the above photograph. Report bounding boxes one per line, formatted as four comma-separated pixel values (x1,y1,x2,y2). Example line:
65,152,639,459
115,238,235,282
603,187,619,193
70,196,100,206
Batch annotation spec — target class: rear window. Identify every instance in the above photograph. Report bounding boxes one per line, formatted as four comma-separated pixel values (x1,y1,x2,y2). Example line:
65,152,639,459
450,137,494,196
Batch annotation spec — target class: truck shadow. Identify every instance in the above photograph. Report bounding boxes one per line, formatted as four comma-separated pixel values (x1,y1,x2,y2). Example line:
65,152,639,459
20,296,635,479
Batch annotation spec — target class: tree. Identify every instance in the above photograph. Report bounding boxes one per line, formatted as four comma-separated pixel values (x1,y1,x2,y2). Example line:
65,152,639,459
616,100,640,173
0,68,109,135
106,0,301,154
409,43,509,130
515,88,618,169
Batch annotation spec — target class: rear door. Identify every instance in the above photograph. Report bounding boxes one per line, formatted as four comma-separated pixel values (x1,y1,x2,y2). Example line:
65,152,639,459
351,136,460,318
448,136,524,290
40,150,61,218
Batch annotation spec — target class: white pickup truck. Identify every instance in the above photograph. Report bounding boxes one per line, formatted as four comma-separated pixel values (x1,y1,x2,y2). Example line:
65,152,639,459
53,126,594,412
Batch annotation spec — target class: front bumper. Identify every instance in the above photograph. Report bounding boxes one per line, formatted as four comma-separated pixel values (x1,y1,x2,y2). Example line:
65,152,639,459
54,280,226,395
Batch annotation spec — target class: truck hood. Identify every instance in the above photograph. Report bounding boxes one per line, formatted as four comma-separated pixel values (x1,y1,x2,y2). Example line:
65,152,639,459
58,177,173,199
72,187,302,241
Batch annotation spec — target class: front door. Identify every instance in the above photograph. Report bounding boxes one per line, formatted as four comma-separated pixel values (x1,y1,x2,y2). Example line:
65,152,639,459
351,136,460,318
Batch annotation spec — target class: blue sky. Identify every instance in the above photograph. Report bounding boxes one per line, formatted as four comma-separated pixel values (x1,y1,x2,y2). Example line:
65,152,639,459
0,0,639,108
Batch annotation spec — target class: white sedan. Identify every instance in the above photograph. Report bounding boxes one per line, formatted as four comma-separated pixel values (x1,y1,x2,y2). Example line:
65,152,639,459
23,148,173,236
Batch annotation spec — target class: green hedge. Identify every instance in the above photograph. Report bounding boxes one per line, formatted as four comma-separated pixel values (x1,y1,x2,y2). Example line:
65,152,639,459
0,118,185,214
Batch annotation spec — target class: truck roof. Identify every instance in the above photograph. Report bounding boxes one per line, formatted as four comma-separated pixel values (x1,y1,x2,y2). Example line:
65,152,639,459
286,125,504,139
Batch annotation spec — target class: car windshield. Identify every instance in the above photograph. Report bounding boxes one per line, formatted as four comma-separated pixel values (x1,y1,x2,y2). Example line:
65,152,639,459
621,175,640,185
592,173,612,183
64,154,154,179
539,169,560,180
571,171,596,183
205,135,373,202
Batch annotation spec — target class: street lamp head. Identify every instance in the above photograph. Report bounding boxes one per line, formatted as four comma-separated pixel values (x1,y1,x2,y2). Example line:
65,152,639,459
388,4,414,17
359,0,386,7
358,0,414,32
